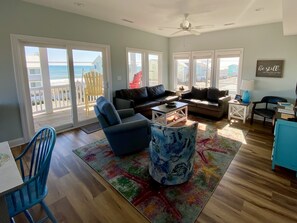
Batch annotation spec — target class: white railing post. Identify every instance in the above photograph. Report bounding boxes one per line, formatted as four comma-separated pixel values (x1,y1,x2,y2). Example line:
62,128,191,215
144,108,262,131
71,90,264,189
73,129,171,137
39,48,53,113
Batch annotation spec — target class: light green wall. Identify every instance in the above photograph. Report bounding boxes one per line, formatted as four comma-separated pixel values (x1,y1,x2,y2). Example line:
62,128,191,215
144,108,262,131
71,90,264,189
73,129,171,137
0,0,168,142
169,23,297,102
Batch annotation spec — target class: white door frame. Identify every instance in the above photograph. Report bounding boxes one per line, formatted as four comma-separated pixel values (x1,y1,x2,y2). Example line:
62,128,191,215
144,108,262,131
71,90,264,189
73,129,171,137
10,34,112,142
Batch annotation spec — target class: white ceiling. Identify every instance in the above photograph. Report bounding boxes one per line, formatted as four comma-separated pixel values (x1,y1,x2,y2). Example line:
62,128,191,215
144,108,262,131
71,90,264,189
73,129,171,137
23,0,297,37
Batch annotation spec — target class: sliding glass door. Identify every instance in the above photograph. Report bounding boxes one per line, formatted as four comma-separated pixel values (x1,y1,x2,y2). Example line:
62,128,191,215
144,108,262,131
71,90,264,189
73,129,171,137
12,35,111,138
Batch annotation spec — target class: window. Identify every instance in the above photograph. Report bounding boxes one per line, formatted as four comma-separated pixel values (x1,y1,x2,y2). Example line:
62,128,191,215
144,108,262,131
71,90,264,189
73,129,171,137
127,48,162,88
192,51,213,89
148,54,160,86
173,53,191,91
128,51,143,88
215,49,242,97
173,49,243,96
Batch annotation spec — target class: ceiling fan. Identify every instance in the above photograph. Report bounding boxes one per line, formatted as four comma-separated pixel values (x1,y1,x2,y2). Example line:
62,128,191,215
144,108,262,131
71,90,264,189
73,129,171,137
161,14,211,36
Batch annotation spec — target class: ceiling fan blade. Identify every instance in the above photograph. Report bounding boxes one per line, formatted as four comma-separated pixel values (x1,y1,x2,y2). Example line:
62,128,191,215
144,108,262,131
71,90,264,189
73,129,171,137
184,13,189,20
194,25,214,29
171,30,184,36
189,30,201,36
159,27,181,30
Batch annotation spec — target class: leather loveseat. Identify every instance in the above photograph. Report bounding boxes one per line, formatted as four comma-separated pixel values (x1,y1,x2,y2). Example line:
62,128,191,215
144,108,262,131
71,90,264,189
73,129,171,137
180,86,231,119
114,84,178,117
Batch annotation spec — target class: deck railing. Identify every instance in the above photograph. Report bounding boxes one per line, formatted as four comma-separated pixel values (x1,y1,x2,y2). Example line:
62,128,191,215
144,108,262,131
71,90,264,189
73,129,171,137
30,82,87,114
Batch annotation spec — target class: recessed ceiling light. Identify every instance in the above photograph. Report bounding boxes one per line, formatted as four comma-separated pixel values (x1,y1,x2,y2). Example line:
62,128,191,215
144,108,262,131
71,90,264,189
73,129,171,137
73,2,84,7
122,19,134,23
255,7,264,12
224,23,235,26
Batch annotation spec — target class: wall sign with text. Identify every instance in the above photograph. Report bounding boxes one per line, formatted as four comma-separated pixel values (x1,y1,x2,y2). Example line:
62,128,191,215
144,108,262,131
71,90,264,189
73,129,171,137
256,60,284,78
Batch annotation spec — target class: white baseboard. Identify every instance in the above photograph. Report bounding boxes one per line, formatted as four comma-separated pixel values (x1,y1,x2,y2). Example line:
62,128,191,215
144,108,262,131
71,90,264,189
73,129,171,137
8,138,25,148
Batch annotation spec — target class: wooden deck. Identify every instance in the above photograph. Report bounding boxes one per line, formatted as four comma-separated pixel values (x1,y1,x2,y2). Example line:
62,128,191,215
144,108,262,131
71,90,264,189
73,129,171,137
33,103,96,130
12,116,297,223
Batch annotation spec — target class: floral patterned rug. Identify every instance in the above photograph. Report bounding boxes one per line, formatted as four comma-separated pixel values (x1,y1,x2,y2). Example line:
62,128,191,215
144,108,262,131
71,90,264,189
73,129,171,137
73,123,246,223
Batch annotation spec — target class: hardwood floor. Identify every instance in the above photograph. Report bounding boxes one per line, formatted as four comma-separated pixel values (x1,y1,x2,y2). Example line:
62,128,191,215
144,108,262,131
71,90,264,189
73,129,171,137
12,116,297,223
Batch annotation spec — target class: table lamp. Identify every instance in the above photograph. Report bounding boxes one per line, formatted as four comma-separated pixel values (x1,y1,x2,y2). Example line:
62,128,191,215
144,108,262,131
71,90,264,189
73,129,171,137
240,80,254,103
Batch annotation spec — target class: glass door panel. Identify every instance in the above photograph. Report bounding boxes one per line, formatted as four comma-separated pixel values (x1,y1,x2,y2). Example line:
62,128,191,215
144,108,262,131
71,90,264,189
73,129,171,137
24,46,72,131
72,49,103,122
148,54,159,86
193,58,212,88
128,52,143,89
217,57,240,97
175,58,190,90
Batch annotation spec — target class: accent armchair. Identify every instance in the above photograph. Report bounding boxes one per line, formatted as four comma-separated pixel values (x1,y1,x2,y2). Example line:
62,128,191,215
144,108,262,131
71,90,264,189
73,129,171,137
94,96,151,156
250,96,287,125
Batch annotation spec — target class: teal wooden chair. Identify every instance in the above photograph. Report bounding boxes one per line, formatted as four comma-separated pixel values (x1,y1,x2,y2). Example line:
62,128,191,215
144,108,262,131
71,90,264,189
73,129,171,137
5,127,57,223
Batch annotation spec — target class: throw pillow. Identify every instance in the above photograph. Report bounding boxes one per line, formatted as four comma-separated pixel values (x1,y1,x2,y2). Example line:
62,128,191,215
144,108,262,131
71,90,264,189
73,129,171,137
207,88,220,103
147,84,165,99
218,90,229,98
127,87,148,103
191,86,207,100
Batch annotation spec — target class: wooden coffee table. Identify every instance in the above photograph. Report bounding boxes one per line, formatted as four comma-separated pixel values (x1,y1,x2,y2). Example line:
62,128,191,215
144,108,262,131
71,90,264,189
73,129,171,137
151,101,188,126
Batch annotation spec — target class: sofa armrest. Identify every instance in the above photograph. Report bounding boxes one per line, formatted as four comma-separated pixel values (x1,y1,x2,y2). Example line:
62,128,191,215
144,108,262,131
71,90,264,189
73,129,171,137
181,91,192,99
114,97,135,109
164,90,176,96
218,95,231,114
117,109,135,119
103,119,149,134
218,95,231,104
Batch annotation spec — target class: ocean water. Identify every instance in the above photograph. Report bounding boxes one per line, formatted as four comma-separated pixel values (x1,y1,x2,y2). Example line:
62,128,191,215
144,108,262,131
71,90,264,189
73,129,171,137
49,65,95,80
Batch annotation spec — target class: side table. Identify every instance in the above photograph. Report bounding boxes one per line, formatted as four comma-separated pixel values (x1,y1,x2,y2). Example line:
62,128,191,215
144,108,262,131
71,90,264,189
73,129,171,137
228,100,251,123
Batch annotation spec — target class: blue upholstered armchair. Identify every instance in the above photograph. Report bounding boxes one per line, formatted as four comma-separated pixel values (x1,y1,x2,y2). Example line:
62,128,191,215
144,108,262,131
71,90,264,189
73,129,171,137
94,96,151,156
149,122,198,185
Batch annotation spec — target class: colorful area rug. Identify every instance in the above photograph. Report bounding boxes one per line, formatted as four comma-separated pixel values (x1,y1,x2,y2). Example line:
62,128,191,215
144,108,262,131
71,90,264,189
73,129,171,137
73,123,245,223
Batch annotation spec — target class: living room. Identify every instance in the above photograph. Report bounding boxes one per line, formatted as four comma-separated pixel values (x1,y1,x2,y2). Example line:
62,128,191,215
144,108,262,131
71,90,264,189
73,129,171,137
1,0,297,222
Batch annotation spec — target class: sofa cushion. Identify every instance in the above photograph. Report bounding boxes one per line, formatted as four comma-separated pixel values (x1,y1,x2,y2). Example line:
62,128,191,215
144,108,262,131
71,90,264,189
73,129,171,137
147,84,166,99
218,90,228,98
191,86,208,100
134,101,160,111
120,87,148,103
97,97,122,126
155,95,179,103
207,88,220,103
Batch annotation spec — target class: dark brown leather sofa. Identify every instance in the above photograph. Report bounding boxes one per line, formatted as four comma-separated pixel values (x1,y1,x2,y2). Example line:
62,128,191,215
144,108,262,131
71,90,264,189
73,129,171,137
114,84,178,117
180,86,231,119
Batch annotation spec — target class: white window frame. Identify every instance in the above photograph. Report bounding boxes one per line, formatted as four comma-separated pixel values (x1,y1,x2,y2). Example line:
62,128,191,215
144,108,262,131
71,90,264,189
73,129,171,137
11,34,112,143
126,48,162,88
173,48,243,94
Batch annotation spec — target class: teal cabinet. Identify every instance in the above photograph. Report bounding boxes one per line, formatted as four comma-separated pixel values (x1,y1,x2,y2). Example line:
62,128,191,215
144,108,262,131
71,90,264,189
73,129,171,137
272,119,297,177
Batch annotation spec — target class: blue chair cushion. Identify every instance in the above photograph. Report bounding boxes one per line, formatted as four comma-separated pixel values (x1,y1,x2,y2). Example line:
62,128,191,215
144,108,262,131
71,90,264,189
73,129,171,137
97,97,122,126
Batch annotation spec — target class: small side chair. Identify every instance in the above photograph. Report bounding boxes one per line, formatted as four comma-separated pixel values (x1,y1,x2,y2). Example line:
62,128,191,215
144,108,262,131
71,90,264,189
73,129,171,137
149,122,198,185
250,96,287,125
5,127,57,223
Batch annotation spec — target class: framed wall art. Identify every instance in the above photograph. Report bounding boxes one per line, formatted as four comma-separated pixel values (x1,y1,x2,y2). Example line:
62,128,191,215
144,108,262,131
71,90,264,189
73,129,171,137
256,60,284,78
